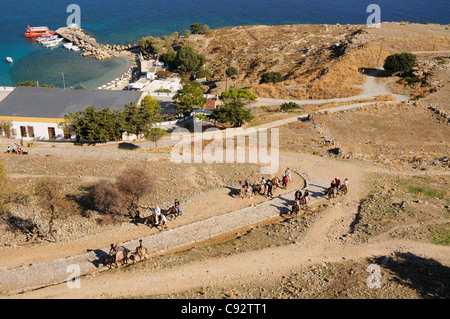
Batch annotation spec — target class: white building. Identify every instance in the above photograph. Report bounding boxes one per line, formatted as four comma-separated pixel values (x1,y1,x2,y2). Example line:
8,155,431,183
138,53,165,80
0,86,144,141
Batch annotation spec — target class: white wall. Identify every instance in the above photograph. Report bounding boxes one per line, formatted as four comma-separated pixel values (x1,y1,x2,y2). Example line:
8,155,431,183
9,120,65,141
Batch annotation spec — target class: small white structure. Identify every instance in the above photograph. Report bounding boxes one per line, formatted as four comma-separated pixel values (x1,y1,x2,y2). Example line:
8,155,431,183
138,53,166,80
141,77,183,93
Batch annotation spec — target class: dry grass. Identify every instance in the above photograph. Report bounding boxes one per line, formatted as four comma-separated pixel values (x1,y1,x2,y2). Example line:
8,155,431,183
312,102,450,164
192,22,450,100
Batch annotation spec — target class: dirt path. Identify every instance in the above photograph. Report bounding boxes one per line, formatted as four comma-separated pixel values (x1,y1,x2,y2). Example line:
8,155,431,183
252,70,410,107
0,155,304,271
10,154,450,299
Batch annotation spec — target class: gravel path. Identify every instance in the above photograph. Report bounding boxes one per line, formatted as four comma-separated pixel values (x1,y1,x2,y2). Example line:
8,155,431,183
0,169,327,294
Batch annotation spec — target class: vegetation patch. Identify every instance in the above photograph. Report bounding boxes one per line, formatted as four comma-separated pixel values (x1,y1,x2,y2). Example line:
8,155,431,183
430,223,450,245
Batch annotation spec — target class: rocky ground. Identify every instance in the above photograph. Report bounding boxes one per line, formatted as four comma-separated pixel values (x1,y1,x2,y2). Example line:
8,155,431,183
187,22,450,100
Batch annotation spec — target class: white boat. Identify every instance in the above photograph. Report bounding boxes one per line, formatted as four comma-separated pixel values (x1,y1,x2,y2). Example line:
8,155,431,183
37,35,58,43
63,42,80,51
6,57,13,63
63,42,73,50
43,40,60,48
42,37,63,45
42,37,63,48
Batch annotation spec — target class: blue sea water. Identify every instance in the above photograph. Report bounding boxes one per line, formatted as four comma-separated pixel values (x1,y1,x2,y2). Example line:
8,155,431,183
0,0,449,89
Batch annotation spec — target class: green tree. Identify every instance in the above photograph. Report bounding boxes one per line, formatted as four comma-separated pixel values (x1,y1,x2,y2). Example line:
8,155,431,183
260,71,284,84
173,84,207,114
219,88,257,105
203,24,211,36
211,89,256,127
210,104,254,127
146,127,168,147
14,81,38,87
184,30,191,38
383,53,417,75
196,67,213,80
0,121,12,138
175,46,207,74
160,47,177,69
225,67,238,90
122,96,160,138
139,36,164,55
65,106,122,142
190,23,203,34
225,67,238,77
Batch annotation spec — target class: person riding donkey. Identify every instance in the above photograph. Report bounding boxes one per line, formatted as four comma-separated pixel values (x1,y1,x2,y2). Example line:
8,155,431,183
109,243,127,265
131,239,149,261
335,177,341,188
295,189,303,201
173,199,182,215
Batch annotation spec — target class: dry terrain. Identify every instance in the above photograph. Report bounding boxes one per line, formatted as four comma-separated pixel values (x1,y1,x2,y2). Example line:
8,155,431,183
187,22,450,100
0,22,449,301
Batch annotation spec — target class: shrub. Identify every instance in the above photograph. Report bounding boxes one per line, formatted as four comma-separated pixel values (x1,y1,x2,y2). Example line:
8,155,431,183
90,167,154,219
280,102,301,111
90,180,125,217
225,67,238,77
383,53,417,75
196,67,213,79
260,71,284,84
190,23,203,34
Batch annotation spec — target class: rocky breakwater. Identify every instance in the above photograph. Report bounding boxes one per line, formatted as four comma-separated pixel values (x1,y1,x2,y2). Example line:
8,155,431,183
55,27,134,60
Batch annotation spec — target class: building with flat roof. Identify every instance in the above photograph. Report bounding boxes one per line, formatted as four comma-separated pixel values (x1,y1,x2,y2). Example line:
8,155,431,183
0,86,144,141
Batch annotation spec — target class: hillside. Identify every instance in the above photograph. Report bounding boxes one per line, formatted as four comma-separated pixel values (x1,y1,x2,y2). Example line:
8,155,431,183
185,22,450,100
0,22,449,302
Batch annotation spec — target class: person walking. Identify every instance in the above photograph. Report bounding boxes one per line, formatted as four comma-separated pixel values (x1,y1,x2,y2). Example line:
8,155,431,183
285,168,291,182
266,180,273,198
282,174,289,188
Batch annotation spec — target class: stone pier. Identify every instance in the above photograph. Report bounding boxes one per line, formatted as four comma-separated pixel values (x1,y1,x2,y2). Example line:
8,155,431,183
55,27,133,60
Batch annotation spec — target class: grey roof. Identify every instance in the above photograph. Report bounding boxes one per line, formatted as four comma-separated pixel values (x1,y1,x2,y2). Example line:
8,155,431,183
0,86,144,118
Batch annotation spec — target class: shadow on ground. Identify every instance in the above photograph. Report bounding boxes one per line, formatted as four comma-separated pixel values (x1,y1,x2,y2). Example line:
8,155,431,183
371,252,450,299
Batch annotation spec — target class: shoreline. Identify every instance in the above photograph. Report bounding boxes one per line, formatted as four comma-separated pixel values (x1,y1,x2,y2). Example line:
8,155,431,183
3,21,449,90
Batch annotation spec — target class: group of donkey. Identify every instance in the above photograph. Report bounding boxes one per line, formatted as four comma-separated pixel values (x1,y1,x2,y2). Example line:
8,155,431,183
102,245,149,268
238,176,282,199
325,184,348,200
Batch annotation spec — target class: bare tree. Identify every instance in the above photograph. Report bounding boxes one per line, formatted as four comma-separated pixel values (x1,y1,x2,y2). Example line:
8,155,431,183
90,167,154,219
90,179,126,218
34,178,76,242
115,167,154,219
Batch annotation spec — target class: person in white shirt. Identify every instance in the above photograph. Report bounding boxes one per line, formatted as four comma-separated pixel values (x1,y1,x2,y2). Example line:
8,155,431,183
159,213,168,229
154,205,161,216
